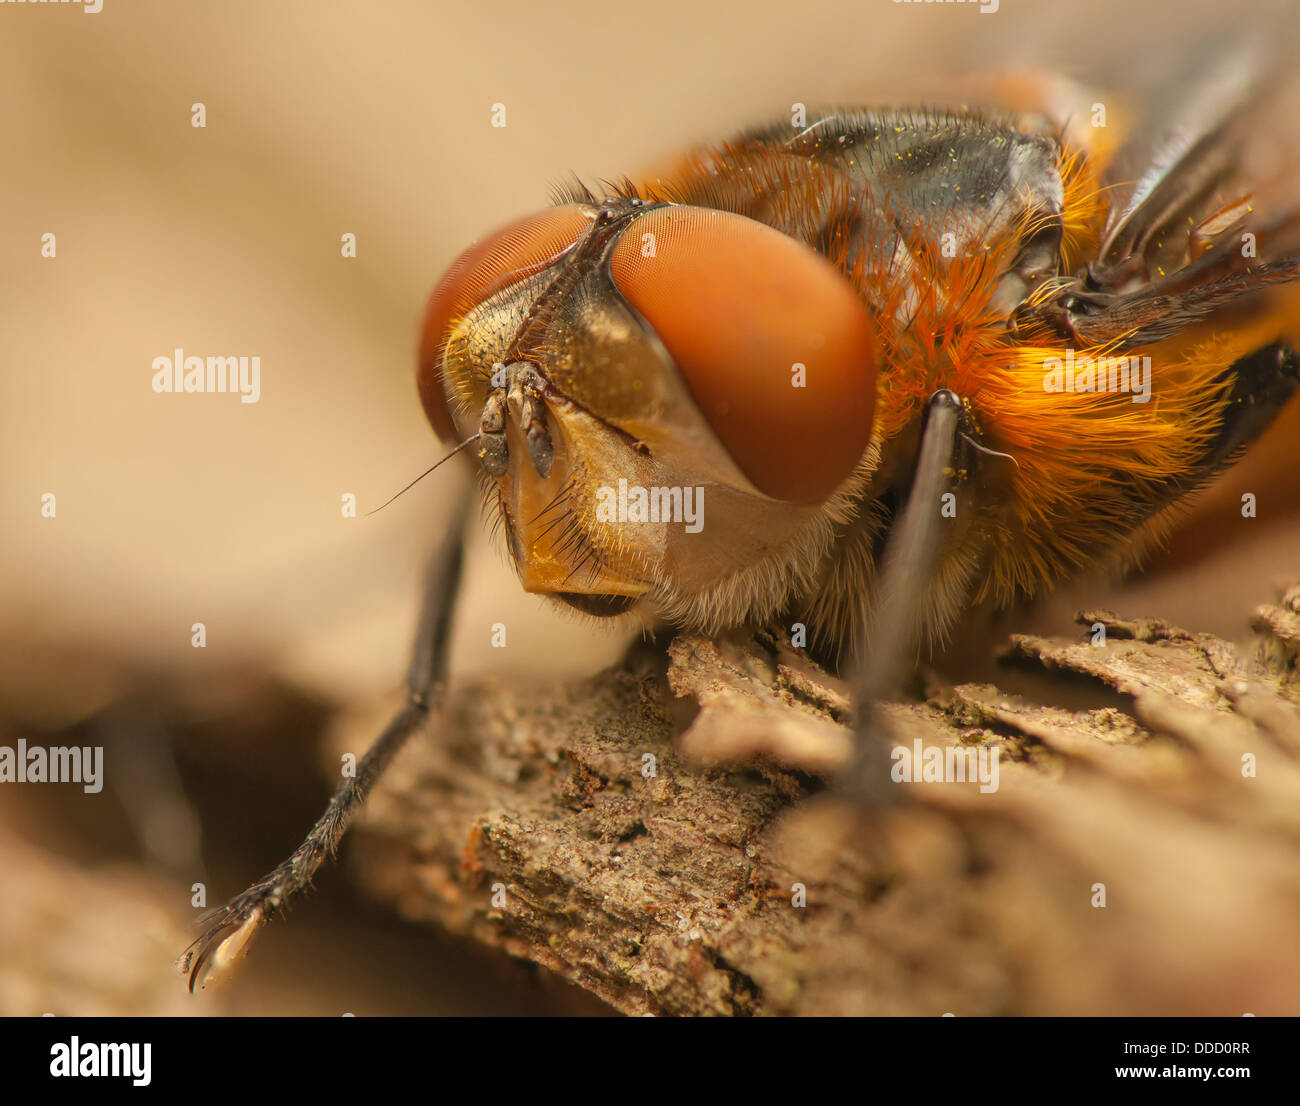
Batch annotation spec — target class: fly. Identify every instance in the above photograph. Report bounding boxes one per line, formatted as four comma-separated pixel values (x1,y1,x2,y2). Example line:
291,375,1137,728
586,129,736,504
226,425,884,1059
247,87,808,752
181,62,1300,990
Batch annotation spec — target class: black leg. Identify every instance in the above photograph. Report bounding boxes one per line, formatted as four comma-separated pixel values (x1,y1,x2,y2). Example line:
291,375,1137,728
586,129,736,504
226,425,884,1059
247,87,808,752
180,483,473,991
842,390,964,805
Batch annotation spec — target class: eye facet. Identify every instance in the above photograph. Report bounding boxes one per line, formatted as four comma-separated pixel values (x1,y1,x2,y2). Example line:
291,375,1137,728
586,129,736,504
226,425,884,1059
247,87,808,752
417,205,593,441
608,206,877,502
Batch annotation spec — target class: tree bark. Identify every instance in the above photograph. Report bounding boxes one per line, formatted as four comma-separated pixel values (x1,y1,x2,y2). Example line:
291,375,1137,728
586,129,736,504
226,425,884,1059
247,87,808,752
340,586,1300,1016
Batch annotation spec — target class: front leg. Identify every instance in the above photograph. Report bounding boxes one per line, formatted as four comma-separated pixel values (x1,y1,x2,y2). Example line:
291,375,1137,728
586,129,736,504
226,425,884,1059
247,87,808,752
842,390,970,805
180,483,472,991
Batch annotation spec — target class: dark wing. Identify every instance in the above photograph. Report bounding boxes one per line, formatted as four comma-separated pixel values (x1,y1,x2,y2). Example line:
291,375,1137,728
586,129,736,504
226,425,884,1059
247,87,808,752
654,108,1070,325
1025,46,1300,349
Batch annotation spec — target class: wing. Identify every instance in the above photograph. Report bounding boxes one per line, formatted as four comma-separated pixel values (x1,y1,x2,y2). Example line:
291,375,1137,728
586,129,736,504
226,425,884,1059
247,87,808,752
642,108,1069,327
1021,46,1300,349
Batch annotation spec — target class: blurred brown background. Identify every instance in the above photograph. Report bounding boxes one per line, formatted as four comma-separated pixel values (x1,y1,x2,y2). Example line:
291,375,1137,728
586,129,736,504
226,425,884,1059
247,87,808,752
2,0,1298,1015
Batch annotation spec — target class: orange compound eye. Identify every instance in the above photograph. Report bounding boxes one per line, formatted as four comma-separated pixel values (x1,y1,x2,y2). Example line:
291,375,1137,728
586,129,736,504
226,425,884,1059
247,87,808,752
608,206,877,502
417,205,593,441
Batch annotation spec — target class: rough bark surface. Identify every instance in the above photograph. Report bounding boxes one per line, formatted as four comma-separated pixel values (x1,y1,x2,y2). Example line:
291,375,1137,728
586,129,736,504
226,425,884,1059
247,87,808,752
341,586,1300,1016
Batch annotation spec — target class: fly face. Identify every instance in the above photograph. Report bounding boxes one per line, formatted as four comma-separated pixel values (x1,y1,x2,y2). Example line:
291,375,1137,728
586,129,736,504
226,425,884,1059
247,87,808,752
418,197,879,627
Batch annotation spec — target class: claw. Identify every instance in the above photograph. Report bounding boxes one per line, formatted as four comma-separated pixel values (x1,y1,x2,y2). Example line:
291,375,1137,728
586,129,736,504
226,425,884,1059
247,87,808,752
180,904,265,993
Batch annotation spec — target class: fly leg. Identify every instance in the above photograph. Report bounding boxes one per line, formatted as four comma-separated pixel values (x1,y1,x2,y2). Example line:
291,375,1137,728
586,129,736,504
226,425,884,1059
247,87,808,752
180,482,473,991
841,389,969,805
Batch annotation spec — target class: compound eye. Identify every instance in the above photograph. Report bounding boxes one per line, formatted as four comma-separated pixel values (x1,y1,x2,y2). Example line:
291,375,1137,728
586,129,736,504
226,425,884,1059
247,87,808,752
608,206,876,502
417,206,593,441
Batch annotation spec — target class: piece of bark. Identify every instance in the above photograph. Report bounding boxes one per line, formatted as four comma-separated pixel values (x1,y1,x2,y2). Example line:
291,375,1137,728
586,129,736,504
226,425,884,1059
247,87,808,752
339,590,1300,1016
